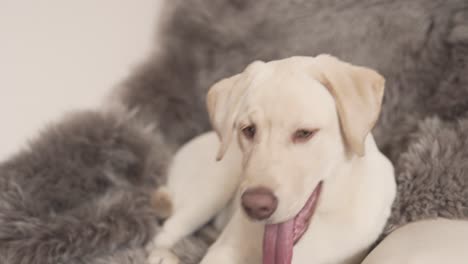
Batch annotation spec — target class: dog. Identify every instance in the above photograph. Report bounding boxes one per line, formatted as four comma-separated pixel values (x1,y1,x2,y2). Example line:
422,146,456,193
147,54,396,264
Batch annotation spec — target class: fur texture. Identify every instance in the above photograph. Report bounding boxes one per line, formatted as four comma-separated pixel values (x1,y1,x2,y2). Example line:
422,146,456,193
1,0,468,263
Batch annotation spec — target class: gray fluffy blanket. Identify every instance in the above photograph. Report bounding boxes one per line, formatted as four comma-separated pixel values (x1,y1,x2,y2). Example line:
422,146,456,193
1,0,468,263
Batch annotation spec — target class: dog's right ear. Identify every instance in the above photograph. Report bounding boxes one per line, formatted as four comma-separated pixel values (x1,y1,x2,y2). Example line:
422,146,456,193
206,74,244,161
207,61,265,161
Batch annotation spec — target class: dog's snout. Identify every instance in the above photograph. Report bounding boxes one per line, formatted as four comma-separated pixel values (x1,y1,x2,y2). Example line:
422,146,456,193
241,187,278,220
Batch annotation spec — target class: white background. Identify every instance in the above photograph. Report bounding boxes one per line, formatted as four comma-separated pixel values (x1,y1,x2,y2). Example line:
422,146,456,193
0,0,162,160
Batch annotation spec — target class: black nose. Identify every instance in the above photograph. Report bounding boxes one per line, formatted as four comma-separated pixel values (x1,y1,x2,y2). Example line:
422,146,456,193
241,187,278,220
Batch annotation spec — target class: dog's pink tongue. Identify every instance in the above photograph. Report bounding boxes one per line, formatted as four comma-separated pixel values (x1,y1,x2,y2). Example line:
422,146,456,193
263,183,322,264
263,219,295,264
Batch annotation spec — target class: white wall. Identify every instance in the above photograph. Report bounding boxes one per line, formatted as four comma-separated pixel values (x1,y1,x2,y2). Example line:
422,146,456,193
0,0,162,160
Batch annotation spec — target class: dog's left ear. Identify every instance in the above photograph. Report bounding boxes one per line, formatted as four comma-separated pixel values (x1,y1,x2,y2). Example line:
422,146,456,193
313,54,385,156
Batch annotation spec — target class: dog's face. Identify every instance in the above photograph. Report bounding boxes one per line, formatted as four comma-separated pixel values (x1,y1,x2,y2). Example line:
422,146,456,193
207,55,384,223
234,71,345,223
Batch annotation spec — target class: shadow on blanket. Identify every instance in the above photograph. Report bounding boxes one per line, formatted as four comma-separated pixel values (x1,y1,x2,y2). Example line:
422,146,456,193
1,0,468,263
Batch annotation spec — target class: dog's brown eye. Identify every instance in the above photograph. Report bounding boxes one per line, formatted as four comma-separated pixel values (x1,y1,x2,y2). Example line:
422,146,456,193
293,129,317,143
242,125,256,140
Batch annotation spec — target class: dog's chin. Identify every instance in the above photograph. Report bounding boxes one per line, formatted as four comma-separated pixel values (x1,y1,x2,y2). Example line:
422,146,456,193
262,182,323,264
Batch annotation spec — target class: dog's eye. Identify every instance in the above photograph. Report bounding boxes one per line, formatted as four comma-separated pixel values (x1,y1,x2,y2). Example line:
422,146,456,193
242,125,256,140
293,129,317,143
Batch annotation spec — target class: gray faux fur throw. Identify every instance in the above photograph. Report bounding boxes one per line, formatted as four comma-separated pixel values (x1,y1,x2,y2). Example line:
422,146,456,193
1,0,468,263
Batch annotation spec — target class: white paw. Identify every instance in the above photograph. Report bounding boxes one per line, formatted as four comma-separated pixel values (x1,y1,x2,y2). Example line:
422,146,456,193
154,230,178,248
147,248,180,264
200,246,237,264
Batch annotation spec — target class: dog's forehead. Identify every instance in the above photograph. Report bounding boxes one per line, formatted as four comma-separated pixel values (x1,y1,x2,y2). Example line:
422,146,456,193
247,60,316,95
246,57,313,85
242,60,336,125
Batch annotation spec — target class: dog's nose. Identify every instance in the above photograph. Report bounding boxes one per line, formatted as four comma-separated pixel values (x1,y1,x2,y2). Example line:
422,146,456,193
241,187,278,220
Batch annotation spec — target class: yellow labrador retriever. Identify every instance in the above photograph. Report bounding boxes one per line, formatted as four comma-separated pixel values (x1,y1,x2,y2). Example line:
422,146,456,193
147,55,396,264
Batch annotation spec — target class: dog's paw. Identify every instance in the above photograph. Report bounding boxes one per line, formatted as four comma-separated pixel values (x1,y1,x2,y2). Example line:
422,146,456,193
200,246,238,264
147,248,180,264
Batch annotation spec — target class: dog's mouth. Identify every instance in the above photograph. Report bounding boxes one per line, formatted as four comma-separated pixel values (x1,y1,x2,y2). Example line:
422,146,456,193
263,182,322,264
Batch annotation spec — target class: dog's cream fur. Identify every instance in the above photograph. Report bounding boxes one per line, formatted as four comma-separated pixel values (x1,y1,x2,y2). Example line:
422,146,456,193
147,55,396,264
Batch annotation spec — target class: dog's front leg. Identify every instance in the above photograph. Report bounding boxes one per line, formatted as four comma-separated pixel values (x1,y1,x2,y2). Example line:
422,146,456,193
201,207,264,264
147,132,243,264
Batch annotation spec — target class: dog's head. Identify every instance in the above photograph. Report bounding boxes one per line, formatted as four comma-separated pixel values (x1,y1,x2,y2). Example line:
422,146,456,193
206,55,384,223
